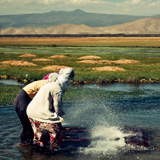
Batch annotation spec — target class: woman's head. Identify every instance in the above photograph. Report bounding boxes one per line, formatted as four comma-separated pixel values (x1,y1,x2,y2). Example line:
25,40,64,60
59,67,75,80
56,68,74,91
48,72,59,83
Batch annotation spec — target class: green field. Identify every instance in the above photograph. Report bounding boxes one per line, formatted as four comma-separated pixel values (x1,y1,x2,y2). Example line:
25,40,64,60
0,45,160,84
1,41,160,106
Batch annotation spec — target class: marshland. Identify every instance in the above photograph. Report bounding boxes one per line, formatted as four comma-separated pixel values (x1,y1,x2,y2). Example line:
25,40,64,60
0,37,160,160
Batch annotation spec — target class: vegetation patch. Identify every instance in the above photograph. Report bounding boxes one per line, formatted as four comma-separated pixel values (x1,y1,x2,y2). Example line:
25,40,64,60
92,66,125,72
40,65,69,71
1,60,37,66
49,55,67,58
32,58,52,61
78,56,101,59
111,59,139,64
77,59,139,65
19,53,37,57
77,60,98,64
99,59,139,65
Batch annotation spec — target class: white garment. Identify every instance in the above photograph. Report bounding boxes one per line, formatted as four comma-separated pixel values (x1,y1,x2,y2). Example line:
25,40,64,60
27,81,63,123
56,75,71,91
59,67,74,80
56,67,74,91
48,72,59,83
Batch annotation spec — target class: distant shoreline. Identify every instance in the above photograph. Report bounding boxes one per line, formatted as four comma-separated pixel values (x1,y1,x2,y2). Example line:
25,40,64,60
1,34,160,37
1,36,160,47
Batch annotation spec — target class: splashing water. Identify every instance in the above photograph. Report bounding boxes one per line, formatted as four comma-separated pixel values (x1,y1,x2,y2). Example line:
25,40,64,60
0,83,158,160
80,125,131,155
64,101,132,155
62,84,156,156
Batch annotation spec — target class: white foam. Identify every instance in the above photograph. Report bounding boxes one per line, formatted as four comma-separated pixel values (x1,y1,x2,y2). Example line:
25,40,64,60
63,99,132,155
80,125,130,155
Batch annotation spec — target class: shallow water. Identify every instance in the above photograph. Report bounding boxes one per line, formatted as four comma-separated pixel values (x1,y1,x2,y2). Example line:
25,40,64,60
0,79,24,86
0,83,160,160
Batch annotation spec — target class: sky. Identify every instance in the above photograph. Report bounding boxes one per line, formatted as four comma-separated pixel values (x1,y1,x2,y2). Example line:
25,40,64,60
0,0,160,16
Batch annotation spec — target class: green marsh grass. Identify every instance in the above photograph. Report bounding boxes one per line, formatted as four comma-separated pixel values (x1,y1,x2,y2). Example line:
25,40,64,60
0,85,23,106
1,45,160,106
0,46,160,84
0,83,145,106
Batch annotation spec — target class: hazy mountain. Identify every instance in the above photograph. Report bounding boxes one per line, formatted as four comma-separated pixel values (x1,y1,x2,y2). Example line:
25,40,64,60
2,18,160,35
150,14,160,18
1,24,103,34
96,18,160,34
0,9,147,29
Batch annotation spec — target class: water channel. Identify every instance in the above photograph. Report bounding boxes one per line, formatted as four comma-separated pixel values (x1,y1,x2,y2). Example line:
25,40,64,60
0,80,160,160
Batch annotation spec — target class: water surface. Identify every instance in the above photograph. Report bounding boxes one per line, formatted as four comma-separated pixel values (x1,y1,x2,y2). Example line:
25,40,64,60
0,83,160,160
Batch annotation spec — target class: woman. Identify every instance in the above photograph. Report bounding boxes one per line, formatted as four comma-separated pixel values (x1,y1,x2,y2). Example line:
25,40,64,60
13,72,59,145
26,68,74,152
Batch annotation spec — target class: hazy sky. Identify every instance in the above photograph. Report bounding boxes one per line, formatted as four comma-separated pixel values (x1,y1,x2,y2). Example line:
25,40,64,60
0,0,160,16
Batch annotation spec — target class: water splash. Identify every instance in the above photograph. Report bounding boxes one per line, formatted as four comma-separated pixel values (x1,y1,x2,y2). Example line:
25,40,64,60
63,87,153,155
63,97,129,155
80,125,130,155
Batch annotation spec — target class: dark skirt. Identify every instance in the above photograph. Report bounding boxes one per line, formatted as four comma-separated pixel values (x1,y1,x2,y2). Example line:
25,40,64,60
13,89,33,144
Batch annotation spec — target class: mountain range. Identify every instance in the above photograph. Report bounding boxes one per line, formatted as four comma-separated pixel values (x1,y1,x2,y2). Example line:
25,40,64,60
2,18,160,35
1,9,160,35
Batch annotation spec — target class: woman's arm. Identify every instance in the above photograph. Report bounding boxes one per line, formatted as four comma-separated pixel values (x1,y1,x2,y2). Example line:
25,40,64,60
53,92,63,116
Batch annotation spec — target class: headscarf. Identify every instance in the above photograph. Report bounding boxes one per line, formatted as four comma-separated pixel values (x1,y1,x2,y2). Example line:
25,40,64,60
59,67,75,80
47,72,59,83
56,68,74,91
42,73,52,80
